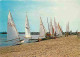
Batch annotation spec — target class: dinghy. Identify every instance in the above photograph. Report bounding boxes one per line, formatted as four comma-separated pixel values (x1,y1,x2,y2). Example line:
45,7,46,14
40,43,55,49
25,14,31,38
7,11,24,45
38,17,46,41
66,22,69,33
54,17,59,37
45,18,51,38
58,23,62,37
65,22,69,37
49,19,54,38
45,18,54,39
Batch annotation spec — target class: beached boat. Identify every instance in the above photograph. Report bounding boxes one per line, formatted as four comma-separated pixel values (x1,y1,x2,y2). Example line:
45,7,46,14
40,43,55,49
7,11,24,45
45,18,51,38
77,32,80,38
38,17,46,41
66,22,69,32
45,18,55,39
25,14,31,38
54,17,59,37
49,19,54,38
65,22,69,37
58,23,62,37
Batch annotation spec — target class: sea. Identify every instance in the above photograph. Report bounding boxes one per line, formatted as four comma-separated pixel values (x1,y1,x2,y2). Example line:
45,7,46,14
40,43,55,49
0,34,39,47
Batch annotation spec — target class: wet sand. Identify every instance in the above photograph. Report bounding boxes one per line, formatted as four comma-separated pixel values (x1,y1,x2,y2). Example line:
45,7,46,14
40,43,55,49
0,35,80,57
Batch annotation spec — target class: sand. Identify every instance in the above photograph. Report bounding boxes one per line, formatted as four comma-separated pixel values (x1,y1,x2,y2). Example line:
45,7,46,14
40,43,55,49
0,35,80,57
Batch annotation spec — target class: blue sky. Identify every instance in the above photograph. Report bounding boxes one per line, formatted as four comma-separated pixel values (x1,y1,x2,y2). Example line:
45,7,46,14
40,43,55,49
0,0,80,32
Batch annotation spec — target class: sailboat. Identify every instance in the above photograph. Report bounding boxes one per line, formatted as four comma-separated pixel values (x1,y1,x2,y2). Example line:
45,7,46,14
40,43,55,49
58,23,62,37
7,11,24,45
25,14,31,38
39,17,46,39
66,22,69,33
54,17,59,36
65,22,69,37
50,19,54,38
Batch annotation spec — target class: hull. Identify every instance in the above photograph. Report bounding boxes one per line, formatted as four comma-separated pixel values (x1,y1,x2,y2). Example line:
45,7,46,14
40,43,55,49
15,40,24,45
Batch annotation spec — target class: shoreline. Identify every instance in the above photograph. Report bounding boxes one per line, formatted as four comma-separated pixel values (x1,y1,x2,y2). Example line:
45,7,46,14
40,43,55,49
0,35,80,57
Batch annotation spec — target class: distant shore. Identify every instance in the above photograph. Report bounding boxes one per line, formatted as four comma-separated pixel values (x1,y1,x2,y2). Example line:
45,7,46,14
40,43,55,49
0,32,40,35
0,32,77,35
0,35,80,57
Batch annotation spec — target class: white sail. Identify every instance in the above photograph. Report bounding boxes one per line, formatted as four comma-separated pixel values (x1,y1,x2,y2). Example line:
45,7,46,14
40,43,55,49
7,11,19,41
54,17,59,35
58,23,62,36
66,22,69,32
50,19,53,36
59,28,62,36
39,17,46,39
25,15,31,38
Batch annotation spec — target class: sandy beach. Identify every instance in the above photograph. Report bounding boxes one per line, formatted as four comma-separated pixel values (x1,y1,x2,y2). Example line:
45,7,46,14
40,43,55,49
0,35,80,57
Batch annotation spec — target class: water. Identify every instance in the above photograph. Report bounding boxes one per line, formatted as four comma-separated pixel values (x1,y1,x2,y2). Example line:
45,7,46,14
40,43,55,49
0,34,39,47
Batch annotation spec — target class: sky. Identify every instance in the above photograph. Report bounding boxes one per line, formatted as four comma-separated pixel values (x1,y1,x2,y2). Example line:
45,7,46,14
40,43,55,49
0,0,80,32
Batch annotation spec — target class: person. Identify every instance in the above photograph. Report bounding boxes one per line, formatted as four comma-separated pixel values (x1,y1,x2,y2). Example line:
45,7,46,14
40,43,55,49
77,32,80,38
54,32,56,38
67,32,69,37
65,32,66,37
38,38,42,42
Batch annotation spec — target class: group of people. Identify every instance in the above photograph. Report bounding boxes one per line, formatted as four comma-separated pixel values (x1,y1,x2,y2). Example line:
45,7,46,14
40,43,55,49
65,32,69,37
